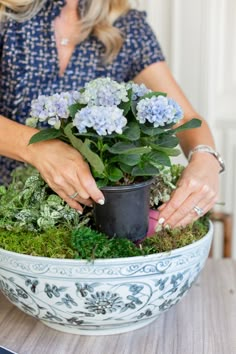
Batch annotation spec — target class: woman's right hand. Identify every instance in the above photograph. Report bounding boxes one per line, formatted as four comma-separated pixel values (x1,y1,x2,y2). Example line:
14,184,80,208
27,139,105,213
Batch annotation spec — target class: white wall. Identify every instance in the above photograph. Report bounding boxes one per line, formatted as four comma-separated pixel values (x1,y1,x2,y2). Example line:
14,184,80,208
132,0,236,258
131,1,172,62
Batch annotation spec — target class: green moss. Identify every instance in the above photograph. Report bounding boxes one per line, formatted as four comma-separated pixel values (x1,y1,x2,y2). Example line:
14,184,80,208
142,217,209,254
0,165,210,260
0,227,76,258
71,227,144,260
0,217,209,259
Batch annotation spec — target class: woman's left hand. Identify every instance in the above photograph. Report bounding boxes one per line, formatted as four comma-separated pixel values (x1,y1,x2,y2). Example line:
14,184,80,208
157,153,220,228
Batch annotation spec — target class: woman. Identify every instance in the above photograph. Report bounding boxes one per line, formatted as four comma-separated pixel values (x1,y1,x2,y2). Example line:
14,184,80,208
0,0,224,228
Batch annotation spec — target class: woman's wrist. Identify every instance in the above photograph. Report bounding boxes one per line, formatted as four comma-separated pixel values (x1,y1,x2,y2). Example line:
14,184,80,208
188,144,225,173
0,115,39,164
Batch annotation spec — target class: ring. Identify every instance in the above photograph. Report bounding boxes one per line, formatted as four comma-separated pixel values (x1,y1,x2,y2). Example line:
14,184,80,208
193,205,204,217
68,191,79,199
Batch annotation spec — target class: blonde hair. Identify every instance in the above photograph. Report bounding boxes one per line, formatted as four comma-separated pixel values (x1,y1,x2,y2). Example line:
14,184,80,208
0,0,130,62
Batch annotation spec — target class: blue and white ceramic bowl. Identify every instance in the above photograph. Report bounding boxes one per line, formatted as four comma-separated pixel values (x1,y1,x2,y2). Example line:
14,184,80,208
0,222,213,335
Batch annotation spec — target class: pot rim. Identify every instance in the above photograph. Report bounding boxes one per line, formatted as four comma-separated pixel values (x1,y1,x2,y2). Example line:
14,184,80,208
0,221,213,265
100,178,154,191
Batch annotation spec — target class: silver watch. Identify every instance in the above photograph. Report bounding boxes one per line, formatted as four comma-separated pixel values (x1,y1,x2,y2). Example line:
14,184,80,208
188,145,225,173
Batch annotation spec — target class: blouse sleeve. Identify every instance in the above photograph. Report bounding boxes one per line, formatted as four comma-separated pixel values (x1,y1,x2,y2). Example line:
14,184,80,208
121,10,165,80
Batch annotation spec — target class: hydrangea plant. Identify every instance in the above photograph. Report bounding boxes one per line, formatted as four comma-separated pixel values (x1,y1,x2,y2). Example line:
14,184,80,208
28,78,201,186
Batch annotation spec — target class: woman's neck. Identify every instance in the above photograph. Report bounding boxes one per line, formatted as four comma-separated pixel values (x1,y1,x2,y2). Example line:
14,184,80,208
54,0,81,76
59,0,80,23
65,0,79,11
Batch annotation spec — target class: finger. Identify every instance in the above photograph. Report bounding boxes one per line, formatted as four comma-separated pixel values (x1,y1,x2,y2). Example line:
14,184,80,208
57,189,84,213
53,168,94,202
49,158,101,202
49,177,90,209
170,189,217,228
76,164,105,204
157,184,198,226
66,188,93,207
69,192,93,207
174,199,214,228
74,196,93,207
162,191,207,228
158,179,218,227
67,185,90,201
175,196,216,228
64,170,91,201
158,203,167,211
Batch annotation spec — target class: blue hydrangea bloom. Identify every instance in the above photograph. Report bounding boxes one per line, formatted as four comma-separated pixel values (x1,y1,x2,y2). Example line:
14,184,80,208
136,95,183,127
30,95,49,120
125,82,151,100
80,78,129,106
73,106,127,136
30,91,81,128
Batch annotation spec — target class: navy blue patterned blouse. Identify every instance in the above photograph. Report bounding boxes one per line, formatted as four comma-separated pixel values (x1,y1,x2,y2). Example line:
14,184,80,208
0,0,165,185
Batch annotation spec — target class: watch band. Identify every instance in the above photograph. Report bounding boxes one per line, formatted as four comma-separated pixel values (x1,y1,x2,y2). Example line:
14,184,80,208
188,145,225,173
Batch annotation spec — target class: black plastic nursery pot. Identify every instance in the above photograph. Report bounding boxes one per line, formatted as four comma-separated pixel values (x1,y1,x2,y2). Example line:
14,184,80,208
94,179,153,242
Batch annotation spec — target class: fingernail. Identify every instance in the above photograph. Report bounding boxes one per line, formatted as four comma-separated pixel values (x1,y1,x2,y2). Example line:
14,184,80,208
158,217,165,225
97,199,105,205
155,224,163,233
77,210,83,215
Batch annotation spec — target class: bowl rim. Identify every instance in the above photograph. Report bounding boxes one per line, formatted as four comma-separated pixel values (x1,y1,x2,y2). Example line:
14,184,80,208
0,221,213,265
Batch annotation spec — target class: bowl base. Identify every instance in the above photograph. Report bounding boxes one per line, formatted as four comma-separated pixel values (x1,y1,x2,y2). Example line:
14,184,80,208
41,316,159,336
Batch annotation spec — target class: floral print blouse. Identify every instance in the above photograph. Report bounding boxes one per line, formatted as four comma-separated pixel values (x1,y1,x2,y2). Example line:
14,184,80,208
0,0,165,185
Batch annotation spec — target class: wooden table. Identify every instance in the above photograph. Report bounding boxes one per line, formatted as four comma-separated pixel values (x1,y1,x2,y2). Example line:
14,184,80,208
0,259,235,354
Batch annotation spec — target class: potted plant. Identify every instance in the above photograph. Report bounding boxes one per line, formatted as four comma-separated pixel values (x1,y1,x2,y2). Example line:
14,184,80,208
0,165,213,335
0,79,212,335
27,78,201,241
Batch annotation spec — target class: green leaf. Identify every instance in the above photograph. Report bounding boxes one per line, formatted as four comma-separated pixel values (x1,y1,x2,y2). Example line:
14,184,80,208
107,166,123,182
83,139,105,174
171,118,202,133
131,100,137,116
140,125,165,136
155,135,179,148
150,146,181,156
148,151,171,167
74,132,100,139
29,128,62,145
140,91,167,100
69,103,86,118
131,163,159,176
118,154,141,166
119,89,132,116
119,163,133,174
96,178,109,188
90,167,104,179
108,142,151,155
122,121,140,141
64,123,104,174
64,123,84,149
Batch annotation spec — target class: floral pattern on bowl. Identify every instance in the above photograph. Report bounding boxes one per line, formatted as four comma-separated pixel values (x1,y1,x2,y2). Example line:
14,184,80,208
0,222,213,335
